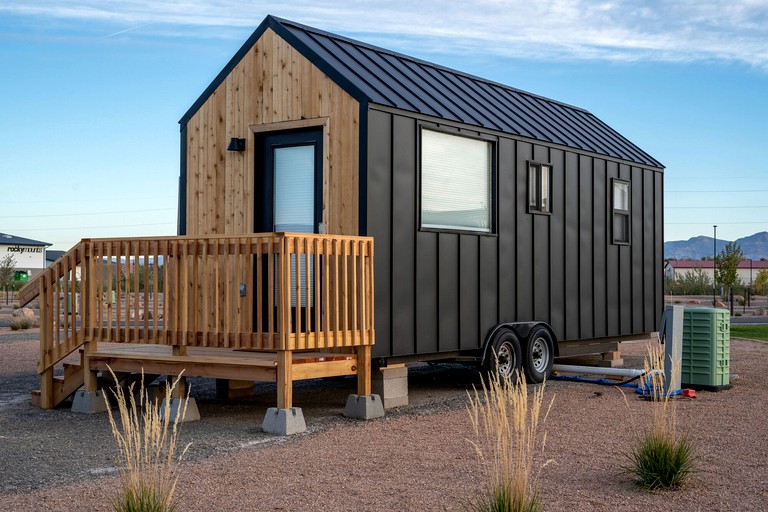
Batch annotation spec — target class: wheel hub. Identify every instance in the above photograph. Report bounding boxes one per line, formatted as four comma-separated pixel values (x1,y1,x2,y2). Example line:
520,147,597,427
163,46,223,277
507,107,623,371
497,342,515,378
531,337,549,372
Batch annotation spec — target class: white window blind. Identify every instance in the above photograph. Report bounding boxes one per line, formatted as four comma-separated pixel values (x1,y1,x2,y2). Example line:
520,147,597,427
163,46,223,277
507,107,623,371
421,130,492,232
273,144,315,306
274,145,315,233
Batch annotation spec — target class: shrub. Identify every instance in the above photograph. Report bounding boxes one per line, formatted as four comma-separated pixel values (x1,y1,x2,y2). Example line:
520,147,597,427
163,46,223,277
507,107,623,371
624,343,695,489
9,317,35,330
627,430,695,490
104,368,191,512
465,369,552,512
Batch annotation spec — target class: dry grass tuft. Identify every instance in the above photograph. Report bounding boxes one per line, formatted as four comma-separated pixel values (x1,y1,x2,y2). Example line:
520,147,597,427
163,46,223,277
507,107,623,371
466,369,553,512
625,342,695,489
9,316,36,330
103,368,191,512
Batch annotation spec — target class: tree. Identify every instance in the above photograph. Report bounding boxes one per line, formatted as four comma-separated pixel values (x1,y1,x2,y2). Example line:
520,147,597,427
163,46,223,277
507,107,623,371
755,268,768,295
0,253,16,305
715,242,744,302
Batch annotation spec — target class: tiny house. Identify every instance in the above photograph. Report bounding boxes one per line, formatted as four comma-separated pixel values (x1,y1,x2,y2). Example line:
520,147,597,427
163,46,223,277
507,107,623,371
178,15,664,382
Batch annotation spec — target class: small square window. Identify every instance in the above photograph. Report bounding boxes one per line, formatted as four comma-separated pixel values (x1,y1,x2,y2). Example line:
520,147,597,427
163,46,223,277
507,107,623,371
612,179,630,244
528,162,552,214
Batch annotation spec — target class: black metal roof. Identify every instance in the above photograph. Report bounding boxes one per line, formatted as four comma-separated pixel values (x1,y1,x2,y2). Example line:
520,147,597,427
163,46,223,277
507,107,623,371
181,15,663,169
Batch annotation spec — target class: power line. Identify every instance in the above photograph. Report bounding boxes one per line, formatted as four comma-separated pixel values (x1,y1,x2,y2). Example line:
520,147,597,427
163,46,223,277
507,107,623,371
6,222,175,231
0,208,175,219
0,196,173,205
665,206,768,209
666,189,768,193
666,221,767,225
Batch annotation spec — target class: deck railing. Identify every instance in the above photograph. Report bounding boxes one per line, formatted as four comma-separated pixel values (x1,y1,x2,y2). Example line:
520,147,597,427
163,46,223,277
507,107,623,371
31,233,375,375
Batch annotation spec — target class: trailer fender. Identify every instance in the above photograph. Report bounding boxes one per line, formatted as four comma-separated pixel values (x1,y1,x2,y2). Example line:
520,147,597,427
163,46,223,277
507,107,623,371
481,322,559,368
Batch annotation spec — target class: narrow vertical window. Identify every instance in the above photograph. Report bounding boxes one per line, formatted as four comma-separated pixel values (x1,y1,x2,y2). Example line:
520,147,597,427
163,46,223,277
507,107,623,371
421,129,494,233
612,179,630,244
528,162,552,214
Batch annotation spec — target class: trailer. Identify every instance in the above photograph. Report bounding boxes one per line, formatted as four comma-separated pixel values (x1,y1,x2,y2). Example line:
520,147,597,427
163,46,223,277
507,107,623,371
178,15,664,385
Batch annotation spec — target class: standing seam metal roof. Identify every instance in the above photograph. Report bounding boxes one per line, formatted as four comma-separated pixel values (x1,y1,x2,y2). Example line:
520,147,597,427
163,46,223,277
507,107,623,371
180,15,663,169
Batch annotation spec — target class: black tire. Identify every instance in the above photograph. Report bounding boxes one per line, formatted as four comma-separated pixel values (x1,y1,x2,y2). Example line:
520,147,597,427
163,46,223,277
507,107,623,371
523,326,554,383
482,328,522,380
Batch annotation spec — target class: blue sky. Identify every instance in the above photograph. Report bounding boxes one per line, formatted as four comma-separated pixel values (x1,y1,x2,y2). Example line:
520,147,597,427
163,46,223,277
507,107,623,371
1,1,766,251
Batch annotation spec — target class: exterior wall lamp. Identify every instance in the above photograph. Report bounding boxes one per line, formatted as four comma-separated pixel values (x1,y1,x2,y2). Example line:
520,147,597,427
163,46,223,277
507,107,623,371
227,138,246,151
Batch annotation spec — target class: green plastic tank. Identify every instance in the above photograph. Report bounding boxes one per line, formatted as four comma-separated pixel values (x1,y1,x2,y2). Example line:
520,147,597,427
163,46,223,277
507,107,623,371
681,308,731,391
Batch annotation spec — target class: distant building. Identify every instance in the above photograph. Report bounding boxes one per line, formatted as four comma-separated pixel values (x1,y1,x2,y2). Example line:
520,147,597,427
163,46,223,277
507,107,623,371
0,233,52,281
665,259,768,287
45,250,65,266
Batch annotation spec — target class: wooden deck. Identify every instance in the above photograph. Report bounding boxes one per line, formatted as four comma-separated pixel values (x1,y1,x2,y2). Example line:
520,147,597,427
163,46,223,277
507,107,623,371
85,343,358,383
21,233,375,412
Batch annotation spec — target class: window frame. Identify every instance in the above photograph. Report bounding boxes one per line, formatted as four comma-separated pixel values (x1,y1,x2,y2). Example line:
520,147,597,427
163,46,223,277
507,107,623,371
418,126,497,235
527,161,553,215
612,178,631,245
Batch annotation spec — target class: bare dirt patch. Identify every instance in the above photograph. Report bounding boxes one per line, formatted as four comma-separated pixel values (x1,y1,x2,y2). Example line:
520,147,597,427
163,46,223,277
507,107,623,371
1,336,766,511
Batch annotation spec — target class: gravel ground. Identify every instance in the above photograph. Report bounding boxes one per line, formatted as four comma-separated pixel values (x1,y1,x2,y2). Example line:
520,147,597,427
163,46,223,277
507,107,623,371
1,323,766,511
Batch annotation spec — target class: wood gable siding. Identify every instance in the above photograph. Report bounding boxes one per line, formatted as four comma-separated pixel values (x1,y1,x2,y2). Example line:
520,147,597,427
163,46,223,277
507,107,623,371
367,109,663,358
184,28,360,237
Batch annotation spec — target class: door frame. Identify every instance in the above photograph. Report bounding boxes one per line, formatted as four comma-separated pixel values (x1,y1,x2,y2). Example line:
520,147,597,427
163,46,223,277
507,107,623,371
250,117,330,234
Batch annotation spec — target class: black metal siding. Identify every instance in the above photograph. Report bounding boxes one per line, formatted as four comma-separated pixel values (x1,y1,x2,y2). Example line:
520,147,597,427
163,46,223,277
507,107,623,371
390,115,417,357
368,107,663,358
367,109,392,357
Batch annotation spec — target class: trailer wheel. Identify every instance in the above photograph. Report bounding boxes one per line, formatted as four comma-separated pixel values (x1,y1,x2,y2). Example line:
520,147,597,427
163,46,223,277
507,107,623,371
482,328,522,380
523,326,554,383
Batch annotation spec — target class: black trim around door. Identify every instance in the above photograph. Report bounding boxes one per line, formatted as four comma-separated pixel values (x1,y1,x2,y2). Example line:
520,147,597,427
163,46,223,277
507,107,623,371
255,128,323,234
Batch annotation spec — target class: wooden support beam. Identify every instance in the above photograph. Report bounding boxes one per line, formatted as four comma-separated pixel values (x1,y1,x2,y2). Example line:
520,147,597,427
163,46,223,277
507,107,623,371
39,367,54,409
82,341,99,392
356,344,372,396
276,350,292,409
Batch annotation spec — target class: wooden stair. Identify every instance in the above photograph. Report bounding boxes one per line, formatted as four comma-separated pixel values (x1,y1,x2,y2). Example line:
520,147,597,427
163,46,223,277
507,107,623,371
31,362,84,408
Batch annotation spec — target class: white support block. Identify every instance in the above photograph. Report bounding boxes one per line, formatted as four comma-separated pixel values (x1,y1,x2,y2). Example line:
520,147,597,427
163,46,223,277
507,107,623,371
261,407,307,436
71,390,109,414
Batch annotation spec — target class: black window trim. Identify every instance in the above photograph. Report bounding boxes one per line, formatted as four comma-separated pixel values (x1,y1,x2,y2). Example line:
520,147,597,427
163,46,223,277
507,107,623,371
417,124,498,236
527,161,552,215
612,178,631,245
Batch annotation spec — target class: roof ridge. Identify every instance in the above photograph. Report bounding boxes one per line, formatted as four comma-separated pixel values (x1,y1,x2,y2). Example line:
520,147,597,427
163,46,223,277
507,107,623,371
269,16,591,115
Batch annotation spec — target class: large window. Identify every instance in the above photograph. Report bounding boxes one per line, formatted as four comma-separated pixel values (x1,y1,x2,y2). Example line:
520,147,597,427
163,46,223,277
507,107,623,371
420,129,493,233
528,162,552,214
612,179,630,244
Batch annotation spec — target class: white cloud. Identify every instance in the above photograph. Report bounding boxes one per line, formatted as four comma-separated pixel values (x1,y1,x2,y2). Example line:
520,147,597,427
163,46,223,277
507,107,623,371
2,0,767,68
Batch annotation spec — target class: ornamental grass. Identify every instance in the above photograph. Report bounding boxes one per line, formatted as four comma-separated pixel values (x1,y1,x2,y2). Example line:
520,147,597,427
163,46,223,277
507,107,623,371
466,369,553,512
625,342,695,490
103,368,191,512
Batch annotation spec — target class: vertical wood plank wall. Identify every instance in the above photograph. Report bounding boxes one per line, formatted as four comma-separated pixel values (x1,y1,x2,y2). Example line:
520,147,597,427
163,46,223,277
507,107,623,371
367,108,664,358
184,28,359,238
183,29,359,333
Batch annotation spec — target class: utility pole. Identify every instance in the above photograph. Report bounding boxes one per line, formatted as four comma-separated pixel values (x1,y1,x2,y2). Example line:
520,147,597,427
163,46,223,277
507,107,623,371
713,225,717,307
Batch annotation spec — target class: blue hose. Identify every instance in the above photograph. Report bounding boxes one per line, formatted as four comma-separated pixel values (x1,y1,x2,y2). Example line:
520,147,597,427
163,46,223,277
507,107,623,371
551,370,683,396
635,369,683,397
550,374,640,388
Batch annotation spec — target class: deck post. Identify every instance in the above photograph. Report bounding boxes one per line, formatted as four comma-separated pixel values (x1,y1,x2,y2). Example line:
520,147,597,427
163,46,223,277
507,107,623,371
276,349,292,409
39,368,54,410
356,344,372,396
71,243,109,414
262,349,306,435
82,341,98,392
38,275,54,409
343,344,384,420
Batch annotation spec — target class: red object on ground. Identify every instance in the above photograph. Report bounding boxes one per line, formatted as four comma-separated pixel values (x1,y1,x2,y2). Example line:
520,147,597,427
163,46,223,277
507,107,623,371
682,389,696,398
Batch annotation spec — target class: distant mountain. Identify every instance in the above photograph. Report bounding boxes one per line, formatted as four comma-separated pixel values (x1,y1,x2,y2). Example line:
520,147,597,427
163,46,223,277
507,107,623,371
665,231,768,260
